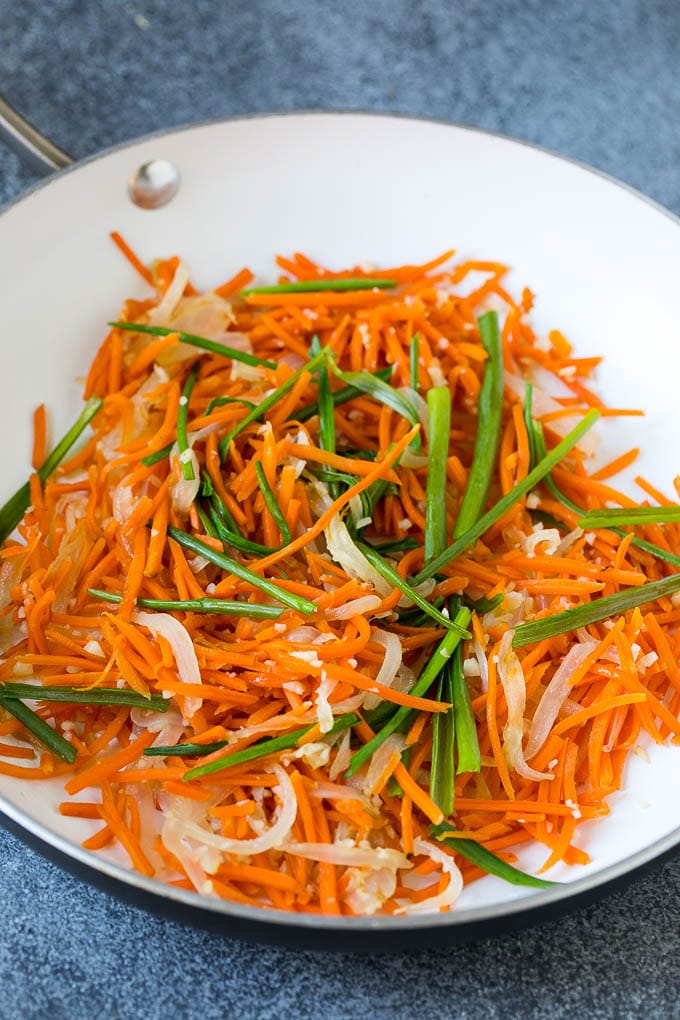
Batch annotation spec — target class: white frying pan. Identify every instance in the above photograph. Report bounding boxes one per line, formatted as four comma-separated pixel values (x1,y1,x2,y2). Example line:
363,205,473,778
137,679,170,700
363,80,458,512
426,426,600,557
1,99,680,951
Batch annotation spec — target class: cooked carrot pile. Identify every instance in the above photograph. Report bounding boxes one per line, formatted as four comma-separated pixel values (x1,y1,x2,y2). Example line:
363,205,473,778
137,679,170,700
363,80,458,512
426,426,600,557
1,240,680,916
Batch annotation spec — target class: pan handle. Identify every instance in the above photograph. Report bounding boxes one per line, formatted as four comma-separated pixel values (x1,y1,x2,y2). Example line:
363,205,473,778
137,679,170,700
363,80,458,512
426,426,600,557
0,95,73,176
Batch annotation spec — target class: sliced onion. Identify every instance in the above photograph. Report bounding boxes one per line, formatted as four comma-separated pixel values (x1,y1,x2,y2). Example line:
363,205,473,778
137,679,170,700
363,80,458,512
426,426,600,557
364,629,402,709
395,838,463,914
524,639,597,760
280,352,305,370
134,610,202,719
283,741,331,768
0,557,22,612
50,493,89,611
285,840,409,870
149,262,191,325
308,781,371,805
160,793,222,892
315,669,337,734
172,295,238,341
287,625,324,643
186,554,211,574
400,447,429,469
472,635,489,693
131,706,184,735
309,479,391,596
345,867,398,915
363,733,405,796
556,527,584,557
328,694,365,716
498,631,552,782
325,513,392,596
169,442,201,515
327,595,382,620
183,766,297,856
112,478,136,526
484,589,533,631
522,525,562,558
329,729,352,781
281,428,311,479
131,783,165,874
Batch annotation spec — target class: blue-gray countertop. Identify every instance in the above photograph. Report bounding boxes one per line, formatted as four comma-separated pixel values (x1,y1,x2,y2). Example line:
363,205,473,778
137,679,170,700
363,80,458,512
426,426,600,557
1,2,680,1017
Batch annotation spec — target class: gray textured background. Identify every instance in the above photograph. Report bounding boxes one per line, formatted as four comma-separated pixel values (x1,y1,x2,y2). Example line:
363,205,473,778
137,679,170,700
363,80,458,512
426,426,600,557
1,1,680,1017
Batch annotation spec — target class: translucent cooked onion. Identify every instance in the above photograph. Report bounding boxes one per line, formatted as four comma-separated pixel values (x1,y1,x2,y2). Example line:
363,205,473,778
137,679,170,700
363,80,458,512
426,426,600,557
327,595,382,620
328,693,365,716
556,527,584,557
308,781,372,805
364,629,402,709
315,669,337,734
329,729,351,781
472,635,489,693
171,294,235,338
169,442,200,515
325,513,392,596
183,766,297,856
345,867,398,915
50,493,89,611
283,741,331,768
287,625,324,643
400,447,429,469
279,352,306,370
112,478,135,527
130,784,165,874
498,631,552,782
363,733,405,796
0,557,21,612
281,428,311,479
148,262,191,325
524,639,597,760
395,838,463,914
522,525,562,558
131,706,184,736
133,611,202,718
309,479,392,596
160,792,222,892
285,840,409,870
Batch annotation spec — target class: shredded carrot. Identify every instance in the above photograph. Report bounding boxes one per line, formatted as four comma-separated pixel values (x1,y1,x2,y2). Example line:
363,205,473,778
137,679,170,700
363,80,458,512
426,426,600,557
109,232,154,287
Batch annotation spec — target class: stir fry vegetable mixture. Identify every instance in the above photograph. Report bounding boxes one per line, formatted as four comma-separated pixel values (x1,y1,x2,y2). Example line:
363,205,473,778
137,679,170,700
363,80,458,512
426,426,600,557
1,241,679,917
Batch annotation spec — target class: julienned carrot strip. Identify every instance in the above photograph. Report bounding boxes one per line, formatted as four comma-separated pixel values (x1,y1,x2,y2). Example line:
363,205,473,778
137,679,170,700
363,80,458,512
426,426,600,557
98,801,154,876
110,232,154,287
394,764,444,826
82,824,115,850
214,267,254,298
32,404,47,470
65,731,155,795
59,801,101,818
119,527,147,621
552,694,647,736
163,779,213,801
486,645,515,800
128,334,179,375
219,862,299,893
